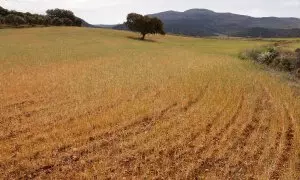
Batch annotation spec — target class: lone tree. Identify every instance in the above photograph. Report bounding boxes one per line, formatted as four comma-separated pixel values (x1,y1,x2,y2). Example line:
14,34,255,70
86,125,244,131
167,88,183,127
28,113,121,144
125,13,165,40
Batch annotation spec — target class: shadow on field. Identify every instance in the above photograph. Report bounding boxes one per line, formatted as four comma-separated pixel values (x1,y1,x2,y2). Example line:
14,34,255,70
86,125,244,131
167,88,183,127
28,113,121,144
126,36,157,43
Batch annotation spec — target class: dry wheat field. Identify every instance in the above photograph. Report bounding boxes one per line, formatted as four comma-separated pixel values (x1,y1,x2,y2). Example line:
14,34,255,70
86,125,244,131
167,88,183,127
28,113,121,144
0,27,300,179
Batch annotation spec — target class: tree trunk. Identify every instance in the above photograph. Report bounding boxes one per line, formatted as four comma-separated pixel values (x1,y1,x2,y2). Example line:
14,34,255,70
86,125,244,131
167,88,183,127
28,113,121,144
141,33,146,40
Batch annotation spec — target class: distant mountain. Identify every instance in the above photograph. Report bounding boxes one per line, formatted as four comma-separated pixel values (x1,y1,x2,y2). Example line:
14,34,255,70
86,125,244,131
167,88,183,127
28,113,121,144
113,9,300,38
94,24,116,28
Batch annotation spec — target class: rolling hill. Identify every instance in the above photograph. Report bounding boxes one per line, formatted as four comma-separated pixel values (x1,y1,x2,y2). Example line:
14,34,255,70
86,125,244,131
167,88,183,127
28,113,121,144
113,9,300,37
0,27,299,179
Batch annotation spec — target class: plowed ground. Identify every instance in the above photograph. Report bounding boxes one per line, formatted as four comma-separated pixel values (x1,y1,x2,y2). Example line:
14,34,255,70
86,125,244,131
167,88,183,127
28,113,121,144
0,28,299,179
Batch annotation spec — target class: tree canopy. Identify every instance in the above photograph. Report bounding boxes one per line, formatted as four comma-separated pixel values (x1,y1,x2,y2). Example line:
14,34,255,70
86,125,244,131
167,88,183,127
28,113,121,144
0,6,83,27
46,9,75,20
125,13,165,40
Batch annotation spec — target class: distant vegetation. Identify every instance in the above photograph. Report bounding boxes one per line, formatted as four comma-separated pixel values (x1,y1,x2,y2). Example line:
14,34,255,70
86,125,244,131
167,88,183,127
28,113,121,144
0,6,83,28
239,44,300,77
235,27,300,38
125,13,165,40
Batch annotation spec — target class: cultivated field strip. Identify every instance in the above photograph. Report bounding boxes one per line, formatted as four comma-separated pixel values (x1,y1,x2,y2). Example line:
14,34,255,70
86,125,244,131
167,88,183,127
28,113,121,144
0,28,299,179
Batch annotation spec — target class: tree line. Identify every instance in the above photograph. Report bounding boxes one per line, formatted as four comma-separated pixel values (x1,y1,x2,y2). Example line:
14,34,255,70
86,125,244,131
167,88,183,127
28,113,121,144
0,6,82,27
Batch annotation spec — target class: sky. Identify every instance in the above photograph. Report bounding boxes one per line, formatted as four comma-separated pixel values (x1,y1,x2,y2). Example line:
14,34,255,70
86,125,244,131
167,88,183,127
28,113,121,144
1,0,300,24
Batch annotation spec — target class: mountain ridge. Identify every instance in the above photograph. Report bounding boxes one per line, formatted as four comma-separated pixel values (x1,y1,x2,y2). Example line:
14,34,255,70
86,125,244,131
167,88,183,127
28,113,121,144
113,8,300,37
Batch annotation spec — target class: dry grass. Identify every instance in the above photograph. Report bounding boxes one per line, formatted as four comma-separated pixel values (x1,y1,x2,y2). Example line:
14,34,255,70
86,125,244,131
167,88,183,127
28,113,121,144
0,27,299,179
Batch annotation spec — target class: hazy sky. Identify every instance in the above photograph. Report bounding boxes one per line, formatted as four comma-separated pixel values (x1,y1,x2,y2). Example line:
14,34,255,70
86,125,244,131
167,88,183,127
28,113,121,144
2,0,300,24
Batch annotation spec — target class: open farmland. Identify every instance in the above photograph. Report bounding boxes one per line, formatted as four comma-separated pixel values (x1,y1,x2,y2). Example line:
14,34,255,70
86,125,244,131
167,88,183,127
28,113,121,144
0,27,300,179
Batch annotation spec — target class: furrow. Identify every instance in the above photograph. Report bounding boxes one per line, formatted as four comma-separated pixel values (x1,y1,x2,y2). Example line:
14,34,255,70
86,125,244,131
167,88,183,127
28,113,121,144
270,105,295,180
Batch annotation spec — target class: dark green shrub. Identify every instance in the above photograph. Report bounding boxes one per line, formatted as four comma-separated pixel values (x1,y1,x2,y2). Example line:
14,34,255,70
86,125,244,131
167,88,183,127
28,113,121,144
270,50,296,71
239,48,263,60
271,57,281,68
250,46,279,65
278,58,292,71
295,68,300,78
239,46,279,64
295,48,300,69
257,51,274,64
267,46,279,59
239,45,300,73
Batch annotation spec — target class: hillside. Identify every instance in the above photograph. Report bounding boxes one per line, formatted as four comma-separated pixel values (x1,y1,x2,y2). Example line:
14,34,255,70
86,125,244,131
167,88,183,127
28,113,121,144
114,9,300,37
0,27,299,179
149,9,300,37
